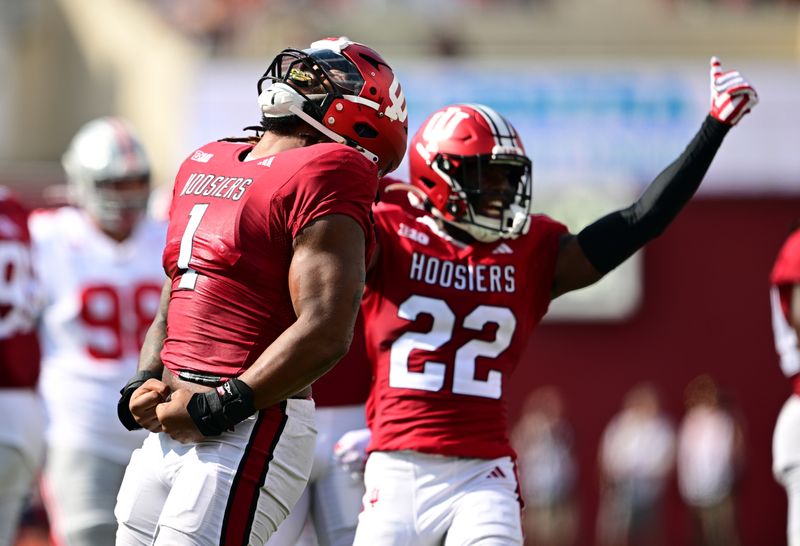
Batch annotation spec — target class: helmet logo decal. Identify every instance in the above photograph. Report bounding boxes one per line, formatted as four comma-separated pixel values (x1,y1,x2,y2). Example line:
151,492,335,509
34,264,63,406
415,107,470,163
384,76,408,123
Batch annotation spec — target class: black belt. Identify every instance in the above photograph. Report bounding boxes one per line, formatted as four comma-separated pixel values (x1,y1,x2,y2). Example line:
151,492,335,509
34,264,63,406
177,370,226,387
177,369,313,400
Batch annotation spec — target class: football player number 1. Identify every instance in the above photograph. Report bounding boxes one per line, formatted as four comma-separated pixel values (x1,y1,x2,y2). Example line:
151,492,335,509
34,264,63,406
177,203,209,290
389,295,516,399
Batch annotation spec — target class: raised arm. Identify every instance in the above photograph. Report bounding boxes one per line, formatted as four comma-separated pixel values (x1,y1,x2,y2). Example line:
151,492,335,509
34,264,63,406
551,57,758,299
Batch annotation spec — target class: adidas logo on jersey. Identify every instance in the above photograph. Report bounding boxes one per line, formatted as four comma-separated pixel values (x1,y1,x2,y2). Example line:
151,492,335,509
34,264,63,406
191,150,214,163
397,223,429,245
492,243,513,255
486,466,507,479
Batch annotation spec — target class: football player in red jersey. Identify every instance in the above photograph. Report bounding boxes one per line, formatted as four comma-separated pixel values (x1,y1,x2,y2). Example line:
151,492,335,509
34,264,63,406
771,224,800,546
114,37,407,546
352,57,757,545
0,188,42,546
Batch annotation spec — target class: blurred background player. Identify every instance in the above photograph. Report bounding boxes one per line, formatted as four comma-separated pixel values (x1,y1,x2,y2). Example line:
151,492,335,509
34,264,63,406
114,37,407,545
676,374,744,546
29,116,166,546
0,187,42,546
352,57,756,545
596,383,675,546
770,222,800,546
511,386,578,546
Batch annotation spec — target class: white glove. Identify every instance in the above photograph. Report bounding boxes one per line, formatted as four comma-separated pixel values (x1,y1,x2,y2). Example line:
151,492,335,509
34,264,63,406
333,427,371,481
709,56,758,126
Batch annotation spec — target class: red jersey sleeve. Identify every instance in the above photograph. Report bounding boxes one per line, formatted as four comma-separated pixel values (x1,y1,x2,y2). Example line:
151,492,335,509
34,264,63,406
277,145,378,262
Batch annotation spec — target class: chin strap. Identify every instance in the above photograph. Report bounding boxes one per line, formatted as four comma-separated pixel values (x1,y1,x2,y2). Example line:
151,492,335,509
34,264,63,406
287,104,380,168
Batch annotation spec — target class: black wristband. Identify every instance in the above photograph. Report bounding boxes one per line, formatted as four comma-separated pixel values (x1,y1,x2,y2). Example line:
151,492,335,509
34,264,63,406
186,378,256,437
117,370,162,431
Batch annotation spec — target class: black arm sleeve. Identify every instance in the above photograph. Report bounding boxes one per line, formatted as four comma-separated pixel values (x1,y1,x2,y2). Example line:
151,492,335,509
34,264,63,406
576,115,730,274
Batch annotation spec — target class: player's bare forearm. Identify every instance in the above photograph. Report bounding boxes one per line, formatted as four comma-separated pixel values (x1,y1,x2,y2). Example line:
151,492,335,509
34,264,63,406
238,214,366,408
137,277,171,375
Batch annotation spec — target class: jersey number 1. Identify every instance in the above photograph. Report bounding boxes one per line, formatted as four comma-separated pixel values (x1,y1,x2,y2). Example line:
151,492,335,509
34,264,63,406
177,203,209,290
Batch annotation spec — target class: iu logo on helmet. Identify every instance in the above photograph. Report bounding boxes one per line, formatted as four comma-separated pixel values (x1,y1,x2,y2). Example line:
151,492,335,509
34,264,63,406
415,106,470,163
384,76,408,123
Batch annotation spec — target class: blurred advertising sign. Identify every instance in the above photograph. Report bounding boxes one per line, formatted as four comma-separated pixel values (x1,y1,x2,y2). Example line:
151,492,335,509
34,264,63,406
394,58,799,195
186,58,798,321
188,58,800,196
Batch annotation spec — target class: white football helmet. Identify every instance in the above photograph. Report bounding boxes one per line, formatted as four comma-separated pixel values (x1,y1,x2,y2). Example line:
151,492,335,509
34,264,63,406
62,117,151,235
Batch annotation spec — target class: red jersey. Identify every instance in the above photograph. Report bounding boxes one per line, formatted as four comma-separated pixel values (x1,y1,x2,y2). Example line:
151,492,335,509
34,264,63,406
363,202,567,459
0,188,41,388
161,141,377,379
772,227,800,319
311,312,371,407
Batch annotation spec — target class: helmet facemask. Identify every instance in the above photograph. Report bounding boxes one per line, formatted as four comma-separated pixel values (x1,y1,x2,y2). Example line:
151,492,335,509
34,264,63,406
257,47,365,121
429,153,533,243
82,175,151,236
62,117,152,240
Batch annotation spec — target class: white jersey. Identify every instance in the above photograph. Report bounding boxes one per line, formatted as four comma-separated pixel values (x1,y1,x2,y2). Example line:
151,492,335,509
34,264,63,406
30,207,166,463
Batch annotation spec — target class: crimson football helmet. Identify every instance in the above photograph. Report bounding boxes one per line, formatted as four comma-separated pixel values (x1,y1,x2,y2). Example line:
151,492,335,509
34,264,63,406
62,117,151,236
257,37,408,176
409,104,532,242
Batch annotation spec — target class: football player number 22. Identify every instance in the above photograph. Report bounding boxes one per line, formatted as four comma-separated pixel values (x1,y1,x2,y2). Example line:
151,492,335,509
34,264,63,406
389,295,516,399
177,203,209,290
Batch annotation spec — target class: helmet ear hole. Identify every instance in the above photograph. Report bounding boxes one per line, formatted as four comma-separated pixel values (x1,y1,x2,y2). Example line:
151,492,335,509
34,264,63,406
354,123,378,138
358,53,383,70
419,176,437,189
